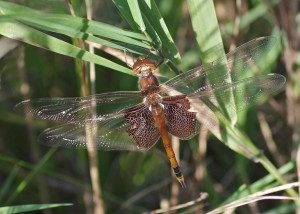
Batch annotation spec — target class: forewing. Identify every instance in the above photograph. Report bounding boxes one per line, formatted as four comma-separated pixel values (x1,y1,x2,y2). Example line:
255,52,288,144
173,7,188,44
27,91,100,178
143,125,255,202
14,91,143,124
158,37,285,130
39,104,161,151
187,74,286,128
160,36,279,95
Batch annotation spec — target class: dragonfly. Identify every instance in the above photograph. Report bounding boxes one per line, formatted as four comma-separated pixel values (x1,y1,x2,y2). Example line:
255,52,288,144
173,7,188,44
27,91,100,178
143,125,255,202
15,36,286,188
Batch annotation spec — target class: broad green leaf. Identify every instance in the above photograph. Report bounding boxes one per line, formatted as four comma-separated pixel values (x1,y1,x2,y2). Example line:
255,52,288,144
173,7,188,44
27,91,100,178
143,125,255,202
0,22,133,76
0,203,72,214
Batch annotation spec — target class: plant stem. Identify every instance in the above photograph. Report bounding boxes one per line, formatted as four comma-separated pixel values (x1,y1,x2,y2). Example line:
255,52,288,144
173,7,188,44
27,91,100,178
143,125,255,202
68,1,105,213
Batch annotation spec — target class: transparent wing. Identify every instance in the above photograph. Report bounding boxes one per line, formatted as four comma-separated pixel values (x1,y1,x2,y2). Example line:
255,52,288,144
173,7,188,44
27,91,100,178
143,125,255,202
39,104,161,151
14,91,143,124
160,36,280,95
186,74,286,129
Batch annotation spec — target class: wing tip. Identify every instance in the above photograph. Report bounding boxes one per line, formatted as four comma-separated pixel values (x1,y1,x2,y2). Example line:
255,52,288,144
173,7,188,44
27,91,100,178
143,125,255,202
267,73,286,91
13,100,31,114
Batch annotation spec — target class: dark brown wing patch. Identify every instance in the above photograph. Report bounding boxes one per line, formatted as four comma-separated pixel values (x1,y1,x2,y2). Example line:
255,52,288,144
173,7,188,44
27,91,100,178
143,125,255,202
124,104,160,149
163,96,198,140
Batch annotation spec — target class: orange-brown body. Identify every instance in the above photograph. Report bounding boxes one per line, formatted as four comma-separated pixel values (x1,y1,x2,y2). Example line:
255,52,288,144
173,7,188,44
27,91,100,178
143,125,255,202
151,104,185,186
133,57,186,187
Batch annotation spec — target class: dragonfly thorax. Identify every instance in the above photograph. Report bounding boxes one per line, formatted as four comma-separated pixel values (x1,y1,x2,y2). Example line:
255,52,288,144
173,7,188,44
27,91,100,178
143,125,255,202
143,93,163,108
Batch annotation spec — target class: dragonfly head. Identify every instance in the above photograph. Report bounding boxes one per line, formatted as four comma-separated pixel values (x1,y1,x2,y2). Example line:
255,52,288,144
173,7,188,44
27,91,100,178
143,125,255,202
133,57,157,77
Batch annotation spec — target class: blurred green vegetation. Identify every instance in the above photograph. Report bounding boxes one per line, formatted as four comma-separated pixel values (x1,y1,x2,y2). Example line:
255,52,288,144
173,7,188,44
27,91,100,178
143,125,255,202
0,0,299,213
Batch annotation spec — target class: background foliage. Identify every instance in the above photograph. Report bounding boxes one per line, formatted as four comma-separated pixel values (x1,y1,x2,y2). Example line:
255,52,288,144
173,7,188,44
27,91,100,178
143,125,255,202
0,0,299,213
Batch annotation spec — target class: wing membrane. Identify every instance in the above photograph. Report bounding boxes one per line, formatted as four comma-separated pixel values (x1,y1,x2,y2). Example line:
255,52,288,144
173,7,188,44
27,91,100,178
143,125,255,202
15,36,286,150
158,37,285,130
39,104,161,151
187,74,285,126
160,36,279,95
14,91,143,124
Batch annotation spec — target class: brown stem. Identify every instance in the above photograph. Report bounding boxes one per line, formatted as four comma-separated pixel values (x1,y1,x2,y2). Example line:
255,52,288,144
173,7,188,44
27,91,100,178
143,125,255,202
258,112,285,166
170,136,180,206
277,0,300,207
67,1,105,213
194,127,208,183
17,46,51,213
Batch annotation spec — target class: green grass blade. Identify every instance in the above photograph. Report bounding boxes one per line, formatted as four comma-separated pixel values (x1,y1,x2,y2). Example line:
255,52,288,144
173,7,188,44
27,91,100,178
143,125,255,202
113,0,162,49
70,0,86,16
0,1,151,69
127,0,145,32
207,182,299,214
140,14,162,49
263,203,296,214
0,22,133,76
0,154,88,193
113,0,162,55
114,0,180,64
139,0,181,63
187,0,237,122
6,147,57,203
0,14,158,60
223,161,295,204
210,107,298,198
23,14,150,48
186,0,295,196
159,0,184,38
0,166,19,202
0,1,149,43
113,0,140,32
0,203,73,214
187,0,225,62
